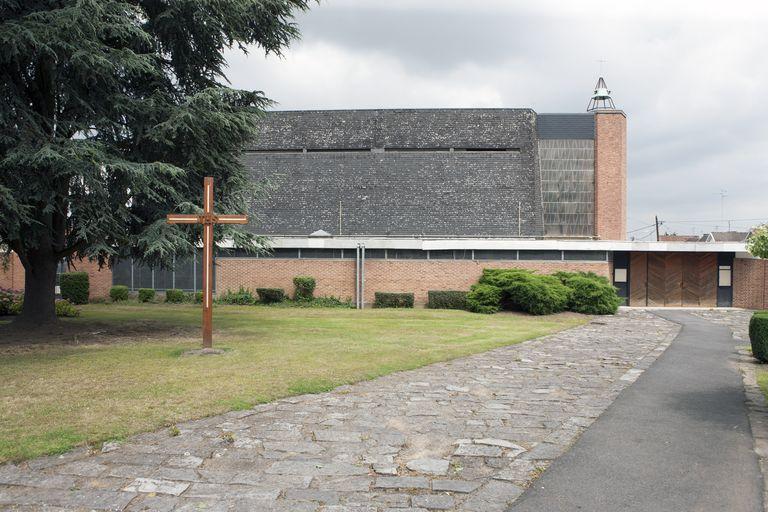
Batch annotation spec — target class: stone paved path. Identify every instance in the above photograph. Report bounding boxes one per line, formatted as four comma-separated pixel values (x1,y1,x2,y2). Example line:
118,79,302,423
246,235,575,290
0,310,678,511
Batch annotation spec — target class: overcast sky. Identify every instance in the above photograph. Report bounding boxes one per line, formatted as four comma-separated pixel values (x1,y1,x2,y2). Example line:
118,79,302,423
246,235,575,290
225,0,768,239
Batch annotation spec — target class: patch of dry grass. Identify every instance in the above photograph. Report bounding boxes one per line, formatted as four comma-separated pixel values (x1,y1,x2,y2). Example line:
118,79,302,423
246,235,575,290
0,304,587,462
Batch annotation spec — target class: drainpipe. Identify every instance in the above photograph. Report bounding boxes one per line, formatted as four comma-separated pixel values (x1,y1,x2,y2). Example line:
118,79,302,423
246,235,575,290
361,244,365,309
355,244,360,309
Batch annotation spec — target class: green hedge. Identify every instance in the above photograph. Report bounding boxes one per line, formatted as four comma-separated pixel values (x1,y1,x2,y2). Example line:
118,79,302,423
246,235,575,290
293,276,316,301
138,288,155,303
109,285,129,302
0,288,22,316
466,284,502,314
216,286,256,305
750,312,768,363
427,290,468,310
60,272,89,304
55,299,80,317
374,292,414,308
256,288,285,304
165,288,188,303
469,268,622,316
194,291,204,304
556,272,621,315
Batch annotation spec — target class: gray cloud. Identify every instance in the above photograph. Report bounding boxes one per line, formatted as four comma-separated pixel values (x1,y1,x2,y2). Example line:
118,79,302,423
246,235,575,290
225,0,768,237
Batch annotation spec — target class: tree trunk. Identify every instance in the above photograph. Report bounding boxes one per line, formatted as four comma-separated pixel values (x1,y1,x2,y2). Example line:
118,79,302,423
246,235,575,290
14,252,58,326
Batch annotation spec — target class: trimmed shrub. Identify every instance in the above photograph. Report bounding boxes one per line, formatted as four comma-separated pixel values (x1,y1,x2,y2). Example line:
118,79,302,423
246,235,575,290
194,291,204,304
165,288,188,303
59,272,89,304
427,290,468,310
750,312,768,363
217,286,256,305
374,292,414,308
466,284,502,314
0,288,22,316
562,275,621,315
138,288,155,303
504,273,570,315
256,288,285,304
55,299,80,318
293,276,316,301
109,285,129,302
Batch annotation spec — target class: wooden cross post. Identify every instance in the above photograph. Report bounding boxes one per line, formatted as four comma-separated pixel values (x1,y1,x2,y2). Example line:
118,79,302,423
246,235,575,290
167,177,248,349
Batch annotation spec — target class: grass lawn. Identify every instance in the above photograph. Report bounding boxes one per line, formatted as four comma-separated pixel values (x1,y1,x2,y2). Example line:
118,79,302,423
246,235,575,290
0,303,587,463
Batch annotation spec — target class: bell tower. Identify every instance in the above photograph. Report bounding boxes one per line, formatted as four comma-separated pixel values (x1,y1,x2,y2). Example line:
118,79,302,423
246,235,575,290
590,76,627,240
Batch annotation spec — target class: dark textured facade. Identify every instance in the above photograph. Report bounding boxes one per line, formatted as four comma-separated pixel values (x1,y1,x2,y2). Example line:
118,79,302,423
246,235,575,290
244,109,544,237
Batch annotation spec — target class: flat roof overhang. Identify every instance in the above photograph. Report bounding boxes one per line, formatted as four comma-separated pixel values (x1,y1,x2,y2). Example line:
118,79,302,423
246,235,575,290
220,236,752,257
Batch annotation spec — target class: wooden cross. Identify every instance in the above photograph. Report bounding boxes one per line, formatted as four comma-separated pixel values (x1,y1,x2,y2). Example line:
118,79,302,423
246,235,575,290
166,177,248,349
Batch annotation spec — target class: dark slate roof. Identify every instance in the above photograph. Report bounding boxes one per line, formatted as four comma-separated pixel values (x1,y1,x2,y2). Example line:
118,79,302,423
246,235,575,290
536,113,594,140
244,109,544,237
707,231,750,242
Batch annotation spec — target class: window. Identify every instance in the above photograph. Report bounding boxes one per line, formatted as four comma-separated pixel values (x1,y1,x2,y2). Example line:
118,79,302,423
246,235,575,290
718,266,732,287
518,250,562,261
564,251,607,261
387,249,428,260
300,248,343,259
474,250,517,260
614,268,627,283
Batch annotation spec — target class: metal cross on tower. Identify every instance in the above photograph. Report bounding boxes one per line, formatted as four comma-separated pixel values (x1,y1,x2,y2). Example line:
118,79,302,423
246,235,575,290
166,177,248,349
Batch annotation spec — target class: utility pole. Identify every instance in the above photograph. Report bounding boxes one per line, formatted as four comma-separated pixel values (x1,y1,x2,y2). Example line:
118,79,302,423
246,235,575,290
655,215,660,241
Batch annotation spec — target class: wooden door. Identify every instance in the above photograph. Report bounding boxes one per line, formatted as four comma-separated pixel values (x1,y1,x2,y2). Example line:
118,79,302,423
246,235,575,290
690,253,717,307
629,252,647,306
664,253,683,306
647,253,666,306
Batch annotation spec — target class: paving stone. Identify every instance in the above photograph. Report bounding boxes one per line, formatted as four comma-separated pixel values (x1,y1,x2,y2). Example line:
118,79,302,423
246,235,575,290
123,477,189,496
430,479,481,493
265,460,368,476
374,476,431,490
2,310,678,510
412,493,455,509
454,444,503,457
405,458,449,475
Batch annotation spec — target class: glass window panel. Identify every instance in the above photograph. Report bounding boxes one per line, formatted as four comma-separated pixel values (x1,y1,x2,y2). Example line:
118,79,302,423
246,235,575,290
474,250,517,260
301,248,343,259
718,266,732,287
429,250,454,260
518,250,562,261
174,257,195,291
112,259,132,287
135,264,153,289
454,250,473,260
154,268,173,290
363,249,385,259
388,249,428,260
564,251,607,261
262,248,298,258
614,268,628,283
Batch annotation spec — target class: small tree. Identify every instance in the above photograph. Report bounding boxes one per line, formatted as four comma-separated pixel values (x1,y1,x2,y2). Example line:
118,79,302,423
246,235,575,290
747,225,768,259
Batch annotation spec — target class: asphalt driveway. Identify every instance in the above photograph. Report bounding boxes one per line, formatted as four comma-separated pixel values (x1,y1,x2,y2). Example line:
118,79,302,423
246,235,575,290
509,310,762,512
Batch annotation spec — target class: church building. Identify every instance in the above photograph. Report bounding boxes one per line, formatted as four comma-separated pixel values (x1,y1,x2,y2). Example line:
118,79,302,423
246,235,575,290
2,79,764,308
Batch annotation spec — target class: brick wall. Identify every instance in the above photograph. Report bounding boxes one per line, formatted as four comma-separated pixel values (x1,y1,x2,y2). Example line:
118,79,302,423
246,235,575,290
69,258,113,300
594,111,627,240
734,258,768,309
216,258,611,305
0,252,24,291
0,253,112,300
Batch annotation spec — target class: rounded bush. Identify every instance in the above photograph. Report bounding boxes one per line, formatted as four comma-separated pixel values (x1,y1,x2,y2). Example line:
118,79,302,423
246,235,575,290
60,272,89,304
504,274,570,315
55,299,80,317
564,276,621,315
165,288,189,303
256,288,285,304
293,276,316,301
750,313,768,363
109,285,129,302
0,288,22,316
466,284,502,314
194,291,204,304
138,288,155,303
